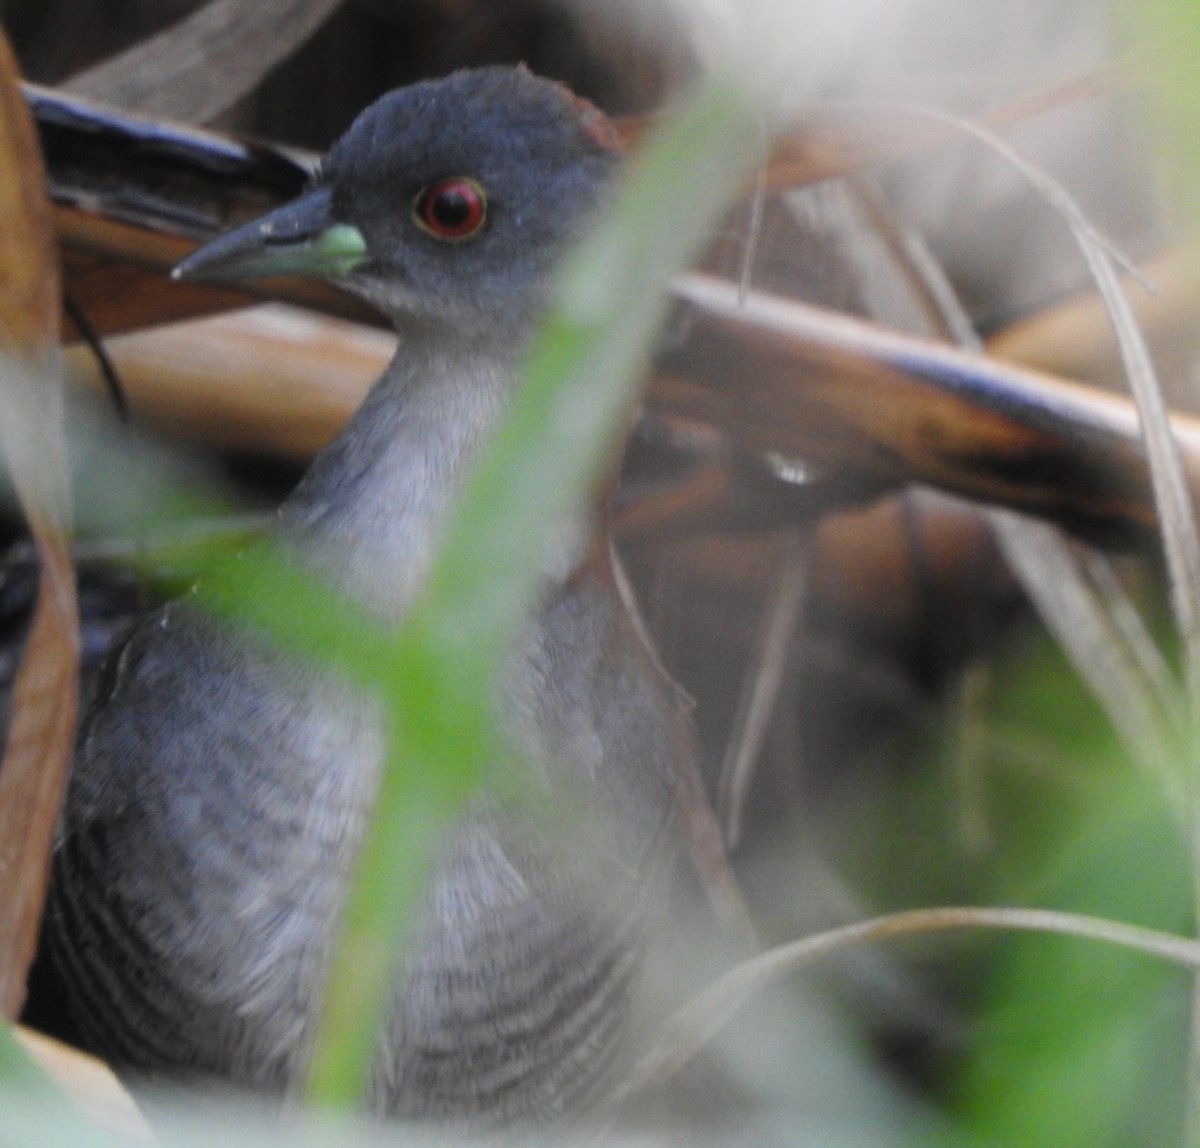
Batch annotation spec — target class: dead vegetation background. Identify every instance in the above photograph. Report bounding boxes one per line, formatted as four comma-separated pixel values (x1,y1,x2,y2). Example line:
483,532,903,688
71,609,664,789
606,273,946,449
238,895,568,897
0,0,1198,1144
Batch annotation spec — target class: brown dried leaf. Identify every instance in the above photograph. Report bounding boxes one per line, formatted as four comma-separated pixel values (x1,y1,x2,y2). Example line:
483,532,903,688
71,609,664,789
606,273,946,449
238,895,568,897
663,273,1200,538
0,80,57,354
0,30,79,1020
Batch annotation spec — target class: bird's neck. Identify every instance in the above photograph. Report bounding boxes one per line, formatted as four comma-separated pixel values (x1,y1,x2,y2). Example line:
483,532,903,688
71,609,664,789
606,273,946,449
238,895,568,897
280,331,520,620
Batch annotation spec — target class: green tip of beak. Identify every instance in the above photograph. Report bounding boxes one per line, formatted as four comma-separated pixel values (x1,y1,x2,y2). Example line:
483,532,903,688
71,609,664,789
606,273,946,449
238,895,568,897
172,187,368,284
307,223,371,274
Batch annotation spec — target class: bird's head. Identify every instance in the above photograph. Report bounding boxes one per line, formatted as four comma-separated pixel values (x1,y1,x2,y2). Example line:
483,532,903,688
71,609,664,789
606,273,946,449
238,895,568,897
174,67,624,341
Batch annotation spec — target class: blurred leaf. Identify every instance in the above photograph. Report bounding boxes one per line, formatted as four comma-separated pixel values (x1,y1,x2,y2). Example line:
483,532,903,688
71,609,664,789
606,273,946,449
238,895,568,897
948,632,1192,1148
1125,0,1200,221
0,1022,124,1148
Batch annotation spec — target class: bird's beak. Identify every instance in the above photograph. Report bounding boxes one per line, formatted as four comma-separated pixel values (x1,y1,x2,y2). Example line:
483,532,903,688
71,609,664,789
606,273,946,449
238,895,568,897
172,186,369,283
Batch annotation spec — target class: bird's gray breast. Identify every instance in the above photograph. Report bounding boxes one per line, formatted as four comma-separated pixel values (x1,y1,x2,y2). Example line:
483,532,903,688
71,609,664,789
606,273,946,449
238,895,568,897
47,580,676,1122
49,602,385,1088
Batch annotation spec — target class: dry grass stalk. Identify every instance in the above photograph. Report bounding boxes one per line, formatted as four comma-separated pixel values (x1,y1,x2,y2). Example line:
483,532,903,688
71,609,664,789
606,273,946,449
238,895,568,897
63,0,347,123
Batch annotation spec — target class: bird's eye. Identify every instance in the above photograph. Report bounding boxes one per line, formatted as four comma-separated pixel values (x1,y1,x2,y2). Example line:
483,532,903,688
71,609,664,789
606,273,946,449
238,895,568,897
413,177,487,240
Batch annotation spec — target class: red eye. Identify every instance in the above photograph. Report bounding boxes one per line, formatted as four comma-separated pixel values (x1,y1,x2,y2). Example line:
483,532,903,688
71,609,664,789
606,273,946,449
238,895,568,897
413,177,487,240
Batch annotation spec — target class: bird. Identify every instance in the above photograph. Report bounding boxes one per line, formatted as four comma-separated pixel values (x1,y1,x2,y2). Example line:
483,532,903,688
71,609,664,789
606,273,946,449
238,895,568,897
41,66,689,1128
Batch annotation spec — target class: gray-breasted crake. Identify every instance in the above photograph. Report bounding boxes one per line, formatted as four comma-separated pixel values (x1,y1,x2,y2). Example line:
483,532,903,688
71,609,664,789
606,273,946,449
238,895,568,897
43,66,688,1128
